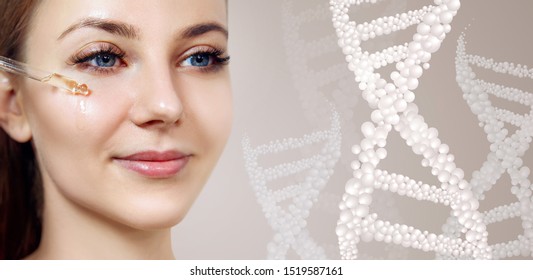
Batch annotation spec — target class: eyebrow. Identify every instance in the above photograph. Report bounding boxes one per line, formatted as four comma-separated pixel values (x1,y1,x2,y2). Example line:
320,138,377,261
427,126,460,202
58,18,140,40
58,18,228,41
181,22,228,39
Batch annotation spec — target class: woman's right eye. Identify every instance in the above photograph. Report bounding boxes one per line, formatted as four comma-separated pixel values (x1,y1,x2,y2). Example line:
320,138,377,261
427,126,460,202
87,53,119,68
69,43,127,74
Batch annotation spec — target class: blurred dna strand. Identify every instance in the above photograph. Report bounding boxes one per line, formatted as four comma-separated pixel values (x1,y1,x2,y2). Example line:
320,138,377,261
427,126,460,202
242,1,345,259
447,33,533,259
242,107,341,259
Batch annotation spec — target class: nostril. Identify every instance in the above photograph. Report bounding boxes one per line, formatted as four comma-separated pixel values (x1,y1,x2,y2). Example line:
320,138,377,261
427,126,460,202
138,117,182,128
143,120,163,127
143,118,174,126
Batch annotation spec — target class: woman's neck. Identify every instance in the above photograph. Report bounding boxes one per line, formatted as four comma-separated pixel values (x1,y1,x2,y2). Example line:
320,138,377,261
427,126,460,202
26,182,175,260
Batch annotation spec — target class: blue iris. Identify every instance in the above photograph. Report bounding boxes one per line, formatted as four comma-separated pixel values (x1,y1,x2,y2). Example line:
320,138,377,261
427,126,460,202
94,54,116,67
187,53,211,67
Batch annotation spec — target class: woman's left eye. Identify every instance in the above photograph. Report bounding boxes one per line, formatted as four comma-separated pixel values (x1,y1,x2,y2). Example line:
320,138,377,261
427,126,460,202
182,53,214,67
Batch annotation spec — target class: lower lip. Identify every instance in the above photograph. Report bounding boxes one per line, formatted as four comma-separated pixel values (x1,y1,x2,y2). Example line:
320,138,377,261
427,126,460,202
114,156,190,178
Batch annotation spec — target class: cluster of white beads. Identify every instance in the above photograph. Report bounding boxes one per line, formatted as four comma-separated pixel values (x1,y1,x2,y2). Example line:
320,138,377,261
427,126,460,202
482,202,520,224
465,55,533,80
354,217,470,256
357,6,433,40
330,0,492,259
491,235,530,259
452,34,533,259
242,107,342,259
372,169,455,204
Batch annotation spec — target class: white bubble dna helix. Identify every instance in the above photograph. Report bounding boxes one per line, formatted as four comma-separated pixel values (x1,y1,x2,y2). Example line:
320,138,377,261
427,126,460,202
451,33,533,259
330,0,492,259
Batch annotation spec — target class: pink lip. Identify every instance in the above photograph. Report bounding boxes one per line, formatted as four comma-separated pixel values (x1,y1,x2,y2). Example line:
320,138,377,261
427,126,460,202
114,151,190,178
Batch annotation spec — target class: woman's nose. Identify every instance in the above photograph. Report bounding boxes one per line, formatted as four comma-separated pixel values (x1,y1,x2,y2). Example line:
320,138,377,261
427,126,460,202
129,65,184,128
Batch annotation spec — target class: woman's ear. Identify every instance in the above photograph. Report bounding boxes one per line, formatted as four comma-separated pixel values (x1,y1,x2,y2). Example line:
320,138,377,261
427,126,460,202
0,73,32,142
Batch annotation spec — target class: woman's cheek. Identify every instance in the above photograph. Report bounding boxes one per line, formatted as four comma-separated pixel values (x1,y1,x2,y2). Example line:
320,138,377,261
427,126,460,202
73,91,133,143
184,75,233,145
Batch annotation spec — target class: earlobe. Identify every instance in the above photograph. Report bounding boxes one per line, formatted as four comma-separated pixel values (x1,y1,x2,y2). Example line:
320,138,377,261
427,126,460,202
0,73,32,143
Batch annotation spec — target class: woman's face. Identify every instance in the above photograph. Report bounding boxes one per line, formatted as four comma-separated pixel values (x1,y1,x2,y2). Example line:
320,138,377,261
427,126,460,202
19,0,231,230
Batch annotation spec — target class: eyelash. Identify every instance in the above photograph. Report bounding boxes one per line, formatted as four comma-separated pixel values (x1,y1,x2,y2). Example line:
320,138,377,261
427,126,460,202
179,47,230,74
68,44,230,75
69,44,126,74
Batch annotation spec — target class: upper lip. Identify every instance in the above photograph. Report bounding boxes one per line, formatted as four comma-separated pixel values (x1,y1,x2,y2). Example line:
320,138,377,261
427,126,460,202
116,150,190,162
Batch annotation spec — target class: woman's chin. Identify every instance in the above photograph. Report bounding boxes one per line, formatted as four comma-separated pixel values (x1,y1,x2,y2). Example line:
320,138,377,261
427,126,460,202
115,200,193,231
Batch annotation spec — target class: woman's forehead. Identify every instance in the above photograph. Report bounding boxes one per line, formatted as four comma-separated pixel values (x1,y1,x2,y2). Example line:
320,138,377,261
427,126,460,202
31,0,227,40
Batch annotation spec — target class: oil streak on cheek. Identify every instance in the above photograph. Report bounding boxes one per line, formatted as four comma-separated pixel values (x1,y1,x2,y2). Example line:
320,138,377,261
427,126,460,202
75,99,89,131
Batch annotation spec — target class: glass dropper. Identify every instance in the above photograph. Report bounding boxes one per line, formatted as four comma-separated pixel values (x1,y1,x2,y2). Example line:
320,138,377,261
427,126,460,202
0,56,89,96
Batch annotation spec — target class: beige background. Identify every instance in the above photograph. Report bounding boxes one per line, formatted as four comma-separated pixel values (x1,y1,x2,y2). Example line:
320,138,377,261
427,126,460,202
172,0,533,259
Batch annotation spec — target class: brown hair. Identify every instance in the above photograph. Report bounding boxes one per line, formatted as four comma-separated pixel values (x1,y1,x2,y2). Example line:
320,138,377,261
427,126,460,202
0,0,42,260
